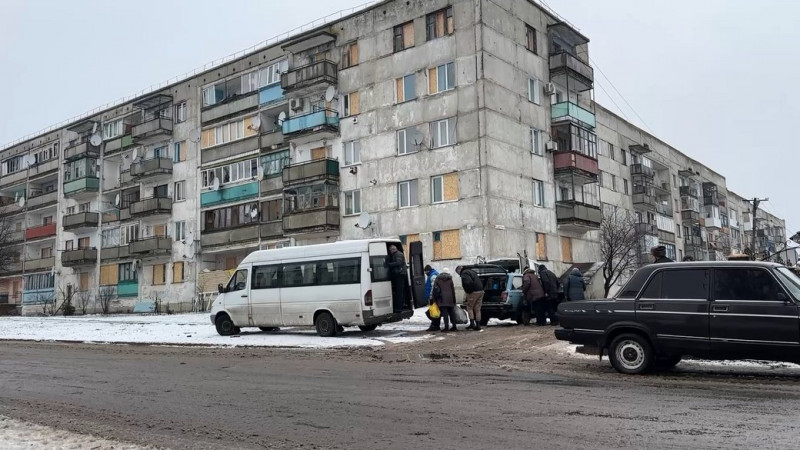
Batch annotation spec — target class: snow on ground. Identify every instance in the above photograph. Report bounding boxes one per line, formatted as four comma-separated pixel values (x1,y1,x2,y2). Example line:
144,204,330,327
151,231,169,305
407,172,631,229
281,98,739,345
0,415,154,450
0,308,436,348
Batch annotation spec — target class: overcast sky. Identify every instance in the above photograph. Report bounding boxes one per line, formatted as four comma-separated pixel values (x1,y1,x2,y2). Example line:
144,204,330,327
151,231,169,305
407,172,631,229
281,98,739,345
1,0,797,235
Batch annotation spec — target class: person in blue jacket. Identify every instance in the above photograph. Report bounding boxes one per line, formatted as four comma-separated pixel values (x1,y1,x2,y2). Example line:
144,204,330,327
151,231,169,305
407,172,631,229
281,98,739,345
424,265,440,331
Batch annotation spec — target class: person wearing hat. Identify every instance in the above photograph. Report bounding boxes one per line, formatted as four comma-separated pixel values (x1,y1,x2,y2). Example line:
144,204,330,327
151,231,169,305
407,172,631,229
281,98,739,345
424,265,440,331
432,268,458,332
651,246,673,264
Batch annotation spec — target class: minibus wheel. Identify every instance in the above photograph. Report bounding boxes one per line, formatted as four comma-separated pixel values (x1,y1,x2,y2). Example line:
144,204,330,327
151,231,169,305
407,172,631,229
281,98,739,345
315,312,337,337
215,314,240,336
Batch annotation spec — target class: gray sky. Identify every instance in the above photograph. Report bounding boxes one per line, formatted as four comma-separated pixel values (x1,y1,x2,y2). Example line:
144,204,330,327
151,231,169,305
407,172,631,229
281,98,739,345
1,0,797,235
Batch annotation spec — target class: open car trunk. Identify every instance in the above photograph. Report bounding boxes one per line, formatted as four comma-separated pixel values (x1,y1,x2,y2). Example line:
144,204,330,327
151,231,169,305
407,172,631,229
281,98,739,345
462,264,509,303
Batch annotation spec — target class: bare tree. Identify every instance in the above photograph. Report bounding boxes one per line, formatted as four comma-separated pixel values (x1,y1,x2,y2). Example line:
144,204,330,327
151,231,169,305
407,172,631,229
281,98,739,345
56,286,76,316
96,286,116,315
76,290,92,315
600,206,644,297
0,207,20,274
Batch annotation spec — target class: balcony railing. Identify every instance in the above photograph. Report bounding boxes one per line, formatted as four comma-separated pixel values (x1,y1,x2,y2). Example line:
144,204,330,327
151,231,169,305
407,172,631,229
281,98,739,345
549,51,593,91
635,223,658,236
61,248,98,266
703,216,723,229
64,140,100,161
630,164,655,178
131,117,173,144
26,191,58,209
684,235,703,247
25,223,56,240
281,60,337,92
282,109,339,136
201,224,260,248
555,201,601,230
656,203,673,217
130,157,173,179
200,181,259,208
632,193,656,208
63,176,100,195
681,210,700,223
129,236,173,255
551,102,596,128
101,245,130,261
282,158,339,186
24,256,54,272
283,208,339,234
259,83,285,105
679,186,698,198
553,151,599,180
130,197,172,217
63,212,99,230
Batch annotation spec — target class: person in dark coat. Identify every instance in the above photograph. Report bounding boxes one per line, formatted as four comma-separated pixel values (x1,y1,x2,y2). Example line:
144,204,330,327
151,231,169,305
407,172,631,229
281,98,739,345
521,267,545,325
424,265,440,331
537,264,560,326
456,265,484,331
385,245,408,313
651,246,674,264
432,268,458,332
564,268,586,301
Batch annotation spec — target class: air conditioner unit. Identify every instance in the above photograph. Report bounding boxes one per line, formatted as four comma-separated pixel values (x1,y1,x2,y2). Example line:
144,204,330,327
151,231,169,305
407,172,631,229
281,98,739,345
290,98,304,111
545,141,558,152
543,82,556,95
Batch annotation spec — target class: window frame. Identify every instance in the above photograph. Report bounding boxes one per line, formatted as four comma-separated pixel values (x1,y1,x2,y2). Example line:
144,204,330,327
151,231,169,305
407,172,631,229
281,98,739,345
341,41,359,69
532,179,545,207
173,181,185,202
396,73,416,103
426,6,454,41
525,24,538,54
343,140,361,166
528,78,541,104
431,175,444,204
531,128,543,155
344,189,362,216
393,21,415,52
174,101,187,123
174,221,186,241
398,180,418,209
430,117,456,149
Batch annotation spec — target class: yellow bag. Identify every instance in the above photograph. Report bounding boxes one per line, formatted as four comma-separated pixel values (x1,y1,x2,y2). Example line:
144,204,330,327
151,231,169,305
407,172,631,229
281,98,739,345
428,302,441,319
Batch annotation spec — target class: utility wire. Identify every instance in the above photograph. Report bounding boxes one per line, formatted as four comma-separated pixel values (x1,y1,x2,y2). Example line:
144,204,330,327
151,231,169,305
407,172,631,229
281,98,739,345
590,57,655,136
594,79,631,122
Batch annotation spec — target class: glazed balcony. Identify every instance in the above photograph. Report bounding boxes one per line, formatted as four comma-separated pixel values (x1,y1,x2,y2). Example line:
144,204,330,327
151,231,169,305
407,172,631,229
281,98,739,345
549,51,593,92
63,176,100,196
129,236,172,255
25,223,56,240
281,109,339,143
61,248,97,267
280,60,337,93
63,212,99,231
555,201,601,232
131,117,173,145
630,164,655,178
632,192,656,209
551,102,596,129
283,207,339,235
130,196,172,218
553,151,598,183
684,235,703,247
681,210,701,223
703,216,723,230
64,139,100,161
679,186,698,198
635,223,658,236
282,158,339,187
130,157,173,180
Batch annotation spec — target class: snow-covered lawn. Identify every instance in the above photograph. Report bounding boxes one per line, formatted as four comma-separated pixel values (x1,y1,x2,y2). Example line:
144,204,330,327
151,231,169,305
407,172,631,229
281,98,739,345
0,308,436,349
0,415,153,450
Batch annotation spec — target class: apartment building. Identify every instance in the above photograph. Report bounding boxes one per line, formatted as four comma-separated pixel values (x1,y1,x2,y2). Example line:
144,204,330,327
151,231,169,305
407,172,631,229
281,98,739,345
0,0,788,313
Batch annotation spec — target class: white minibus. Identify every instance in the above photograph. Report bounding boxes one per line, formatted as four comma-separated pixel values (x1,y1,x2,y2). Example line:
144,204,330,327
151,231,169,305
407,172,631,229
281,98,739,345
209,239,425,337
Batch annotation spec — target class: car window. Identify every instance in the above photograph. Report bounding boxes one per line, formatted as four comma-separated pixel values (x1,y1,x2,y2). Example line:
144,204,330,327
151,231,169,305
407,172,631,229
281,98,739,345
282,262,317,287
369,256,391,282
227,269,248,292
252,265,280,289
775,267,800,300
511,276,523,290
617,268,655,298
640,269,708,300
714,268,782,301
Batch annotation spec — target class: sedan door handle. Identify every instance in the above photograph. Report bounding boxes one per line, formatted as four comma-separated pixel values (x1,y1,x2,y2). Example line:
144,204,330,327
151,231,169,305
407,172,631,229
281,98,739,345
712,305,728,312
638,303,654,311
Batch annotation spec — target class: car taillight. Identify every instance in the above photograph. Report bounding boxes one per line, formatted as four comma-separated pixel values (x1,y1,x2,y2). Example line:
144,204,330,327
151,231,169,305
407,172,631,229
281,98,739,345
364,290,373,306
501,292,508,301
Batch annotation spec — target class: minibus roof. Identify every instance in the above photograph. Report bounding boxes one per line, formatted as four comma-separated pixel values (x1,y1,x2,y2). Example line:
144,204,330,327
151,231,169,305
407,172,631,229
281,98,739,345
240,239,402,265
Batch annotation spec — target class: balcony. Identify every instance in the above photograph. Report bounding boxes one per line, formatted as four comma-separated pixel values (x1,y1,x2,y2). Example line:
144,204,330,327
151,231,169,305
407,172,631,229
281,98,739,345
61,248,97,267
630,164,655,178
259,84,285,106
24,256,54,272
703,216,723,230
100,245,130,261
7,230,24,244
201,224,260,248
283,208,339,235
281,60,337,93
201,135,259,164
684,235,703,247
633,192,656,209
703,193,719,206
30,158,59,177
551,102,596,129
658,230,675,243
553,151,598,182
131,117,173,144
635,223,658,236
656,203,673,217
129,236,173,255
117,280,138,297
22,288,54,304
25,223,56,240
130,157,173,180
681,196,700,213
0,261,22,275
201,181,259,208
130,197,172,218
260,221,283,239
282,158,339,187
201,92,259,124
549,52,593,92
282,110,339,143
681,210,701,223
679,186,698,198
555,201,601,232
64,140,100,161
63,212,99,231
104,134,134,155
119,170,135,187
26,191,57,210
63,176,100,196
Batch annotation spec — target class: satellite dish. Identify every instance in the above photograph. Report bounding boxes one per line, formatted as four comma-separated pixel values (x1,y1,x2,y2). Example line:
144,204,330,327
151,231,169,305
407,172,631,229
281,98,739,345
251,116,261,131
356,212,372,229
212,178,220,191
21,155,31,169
17,196,25,208
277,111,286,124
89,133,102,147
249,207,259,219
114,194,121,207
132,148,139,160
325,86,337,102
256,166,265,180
189,130,201,143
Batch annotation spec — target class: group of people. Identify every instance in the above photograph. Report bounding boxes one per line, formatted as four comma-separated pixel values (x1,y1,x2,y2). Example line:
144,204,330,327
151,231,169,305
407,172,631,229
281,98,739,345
423,265,486,332
521,264,586,326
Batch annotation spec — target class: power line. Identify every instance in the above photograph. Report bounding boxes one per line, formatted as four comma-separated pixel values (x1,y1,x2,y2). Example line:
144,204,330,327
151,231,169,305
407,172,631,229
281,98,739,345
590,57,655,135
594,79,631,122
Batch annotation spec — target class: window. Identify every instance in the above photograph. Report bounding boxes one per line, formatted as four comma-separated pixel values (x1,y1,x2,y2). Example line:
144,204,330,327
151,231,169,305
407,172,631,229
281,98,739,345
41,247,53,258
262,150,289,178
397,126,424,155
120,223,140,246
433,229,461,260
77,237,90,249
281,262,317,287
532,180,544,207
153,264,166,285
173,142,186,163
431,117,456,148
119,262,137,282
174,221,186,241
426,6,454,40
714,268,782,301
344,190,362,216
173,262,185,283
624,179,629,195
258,59,288,88
154,184,168,198
611,174,617,192
528,78,541,104
103,119,123,139
428,62,455,94
525,25,537,54
203,203,261,231
262,199,282,222
316,258,361,285
394,21,415,52
608,143,615,161
396,74,416,103
621,149,627,165
341,42,359,69
343,92,360,117
174,181,185,201
66,206,76,215
43,216,53,225
398,180,419,208
201,158,259,188
25,273,54,291
431,173,458,203
202,70,261,107
2,156,22,175
252,265,280,289
175,102,187,123
531,128,543,155
343,141,361,166
641,269,709,299
201,118,251,147
153,145,168,159
226,269,248,292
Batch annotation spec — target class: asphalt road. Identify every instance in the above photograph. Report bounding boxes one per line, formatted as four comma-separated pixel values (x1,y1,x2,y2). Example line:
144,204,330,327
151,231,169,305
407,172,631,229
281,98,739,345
1,341,800,449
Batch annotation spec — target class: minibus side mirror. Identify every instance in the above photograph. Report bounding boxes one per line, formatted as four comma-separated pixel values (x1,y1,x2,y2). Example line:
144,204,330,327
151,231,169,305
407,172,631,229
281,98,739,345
218,283,225,294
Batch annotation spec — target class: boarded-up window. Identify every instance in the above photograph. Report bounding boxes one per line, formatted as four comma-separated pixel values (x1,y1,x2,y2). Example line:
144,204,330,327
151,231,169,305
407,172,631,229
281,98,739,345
201,129,214,149
561,237,573,263
100,264,118,285
396,74,415,103
394,21,415,52
311,147,326,160
433,229,461,260
343,92,360,117
225,257,237,270
154,224,166,237
431,173,459,203
79,272,89,291
153,264,166,285
341,42,359,69
77,237,90,249
173,262,185,283
536,233,548,261
243,116,259,137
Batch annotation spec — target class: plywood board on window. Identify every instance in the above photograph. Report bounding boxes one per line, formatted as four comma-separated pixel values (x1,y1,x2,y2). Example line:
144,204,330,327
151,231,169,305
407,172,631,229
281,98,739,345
100,264,118,285
403,22,414,48
428,68,437,94
79,272,89,291
536,233,548,261
443,173,459,201
243,116,258,137
349,92,360,115
153,264,165,285
560,237,573,263
311,147,326,160
173,262,184,283
201,129,214,149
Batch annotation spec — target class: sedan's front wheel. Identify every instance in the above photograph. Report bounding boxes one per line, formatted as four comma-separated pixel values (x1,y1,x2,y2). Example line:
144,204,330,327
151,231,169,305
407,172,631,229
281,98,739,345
608,333,653,375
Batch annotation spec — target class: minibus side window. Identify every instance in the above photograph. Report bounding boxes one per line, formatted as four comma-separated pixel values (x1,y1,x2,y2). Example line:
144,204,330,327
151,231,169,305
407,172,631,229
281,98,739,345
369,256,391,282
252,265,280,289
227,269,248,292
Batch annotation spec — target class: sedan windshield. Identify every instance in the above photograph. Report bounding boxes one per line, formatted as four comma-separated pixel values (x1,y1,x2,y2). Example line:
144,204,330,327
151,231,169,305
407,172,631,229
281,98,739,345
775,267,800,300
